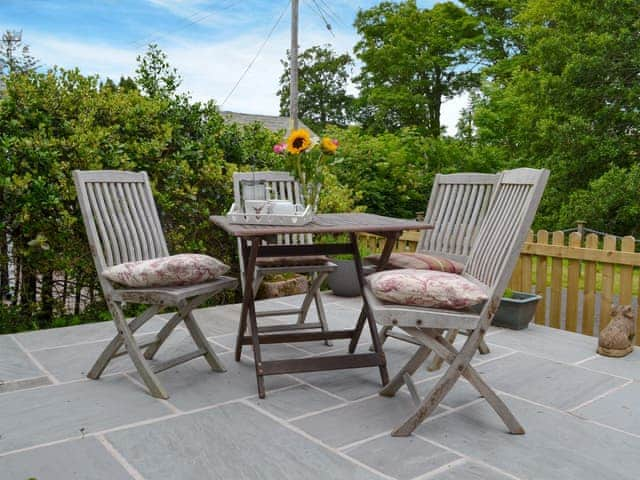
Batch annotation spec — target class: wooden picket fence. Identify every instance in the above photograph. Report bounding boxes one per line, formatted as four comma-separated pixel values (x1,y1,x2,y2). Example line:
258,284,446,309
358,230,640,345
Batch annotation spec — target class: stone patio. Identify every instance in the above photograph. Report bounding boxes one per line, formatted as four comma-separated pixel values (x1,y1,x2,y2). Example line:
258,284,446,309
1,292,639,480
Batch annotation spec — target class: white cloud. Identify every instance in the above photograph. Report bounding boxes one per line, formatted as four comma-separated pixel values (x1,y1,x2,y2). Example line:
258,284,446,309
28,34,138,81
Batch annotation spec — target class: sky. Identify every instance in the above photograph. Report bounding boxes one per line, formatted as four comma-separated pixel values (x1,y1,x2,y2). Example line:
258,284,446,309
1,0,468,135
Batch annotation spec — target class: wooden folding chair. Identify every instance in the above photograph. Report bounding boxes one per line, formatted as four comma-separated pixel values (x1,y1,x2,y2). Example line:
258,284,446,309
364,168,549,436
233,172,336,346
374,173,499,365
73,170,237,399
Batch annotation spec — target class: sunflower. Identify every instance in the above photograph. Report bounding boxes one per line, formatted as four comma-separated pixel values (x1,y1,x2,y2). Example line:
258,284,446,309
286,129,312,154
320,137,338,154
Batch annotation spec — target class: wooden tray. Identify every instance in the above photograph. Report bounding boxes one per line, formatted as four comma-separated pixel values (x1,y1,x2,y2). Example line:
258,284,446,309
226,203,313,226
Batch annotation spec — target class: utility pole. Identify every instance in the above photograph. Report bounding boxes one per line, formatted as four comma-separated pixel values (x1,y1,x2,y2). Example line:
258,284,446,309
289,0,300,131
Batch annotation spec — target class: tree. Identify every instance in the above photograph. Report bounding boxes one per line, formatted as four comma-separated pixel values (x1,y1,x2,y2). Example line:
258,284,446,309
135,44,181,99
561,164,640,236
0,30,37,77
354,1,483,136
461,0,527,69
278,45,354,130
100,76,138,93
118,76,138,92
471,0,640,229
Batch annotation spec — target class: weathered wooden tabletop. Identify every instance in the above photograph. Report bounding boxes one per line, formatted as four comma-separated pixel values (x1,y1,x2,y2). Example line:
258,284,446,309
210,212,433,237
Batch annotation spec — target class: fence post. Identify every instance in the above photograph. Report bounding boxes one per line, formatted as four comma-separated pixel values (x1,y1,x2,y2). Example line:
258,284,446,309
582,233,599,336
599,235,617,332
550,231,564,329
566,232,581,333
521,231,534,292
535,230,549,325
619,236,635,306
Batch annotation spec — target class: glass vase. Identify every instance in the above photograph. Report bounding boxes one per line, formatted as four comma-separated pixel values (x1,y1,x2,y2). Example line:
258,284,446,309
301,182,322,214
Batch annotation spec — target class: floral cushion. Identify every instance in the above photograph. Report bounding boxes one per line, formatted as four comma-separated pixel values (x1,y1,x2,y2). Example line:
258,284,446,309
365,252,464,274
368,269,487,310
102,254,229,288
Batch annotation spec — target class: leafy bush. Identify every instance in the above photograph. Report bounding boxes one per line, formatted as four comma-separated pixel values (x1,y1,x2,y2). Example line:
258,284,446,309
0,64,286,331
0,49,364,332
325,125,500,219
561,164,640,237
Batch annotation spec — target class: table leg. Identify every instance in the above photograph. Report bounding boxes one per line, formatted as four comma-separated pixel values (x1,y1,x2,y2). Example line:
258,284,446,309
235,238,267,398
348,232,389,386
349,231,399,353
235,239,251,361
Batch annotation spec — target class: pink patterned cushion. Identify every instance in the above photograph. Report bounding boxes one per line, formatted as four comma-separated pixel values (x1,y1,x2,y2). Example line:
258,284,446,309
365,252,463,274
102,254,229,288
368,269,487,310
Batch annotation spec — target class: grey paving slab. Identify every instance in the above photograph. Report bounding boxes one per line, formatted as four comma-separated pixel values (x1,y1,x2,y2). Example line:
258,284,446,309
133,351,298,411
195,300,292,338
321,292,364,311
31,330,227,383
2,296,640,480
450,337,515,367
30,333,154,383
0,437,131,480
253,296,307,311
280,303,373,355
144,328,228,361
292,338,433,401
487,323,597,363
416,378,482,408
293,335,369,355
475,352,626,410
471,344,515,366
14,316,167,351
427,461,514,480
0,376,51,394
345,434,459,480
193,304,239,337
248,384,346,419
289,360,387,401
574,382,640,436
214,333,309,360
0,335,43,382
417,396,640,480
276,292,344,307
106,402,385,480
0,375,172,453
580,348,640,381
293,393,445,448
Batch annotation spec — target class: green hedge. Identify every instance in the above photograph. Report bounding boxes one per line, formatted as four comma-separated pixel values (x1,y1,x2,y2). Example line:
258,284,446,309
0,67,361,333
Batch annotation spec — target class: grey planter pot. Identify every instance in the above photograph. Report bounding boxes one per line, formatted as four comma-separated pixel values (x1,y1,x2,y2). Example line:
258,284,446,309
327,259,375,297
493,292,542,330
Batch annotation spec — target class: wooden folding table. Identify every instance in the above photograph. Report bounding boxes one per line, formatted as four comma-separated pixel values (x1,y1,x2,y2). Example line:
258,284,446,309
210,213,433,398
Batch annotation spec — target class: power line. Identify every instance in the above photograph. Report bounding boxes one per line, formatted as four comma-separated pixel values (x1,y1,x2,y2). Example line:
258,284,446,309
130,1,240,49
306,0,335,36
314,0,344,28
220,1,290,108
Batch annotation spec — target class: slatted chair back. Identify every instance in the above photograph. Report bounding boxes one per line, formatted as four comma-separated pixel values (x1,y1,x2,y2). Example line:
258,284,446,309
73,170,169,294
465,168,549,305
232,171,310,246
417,173,499,263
